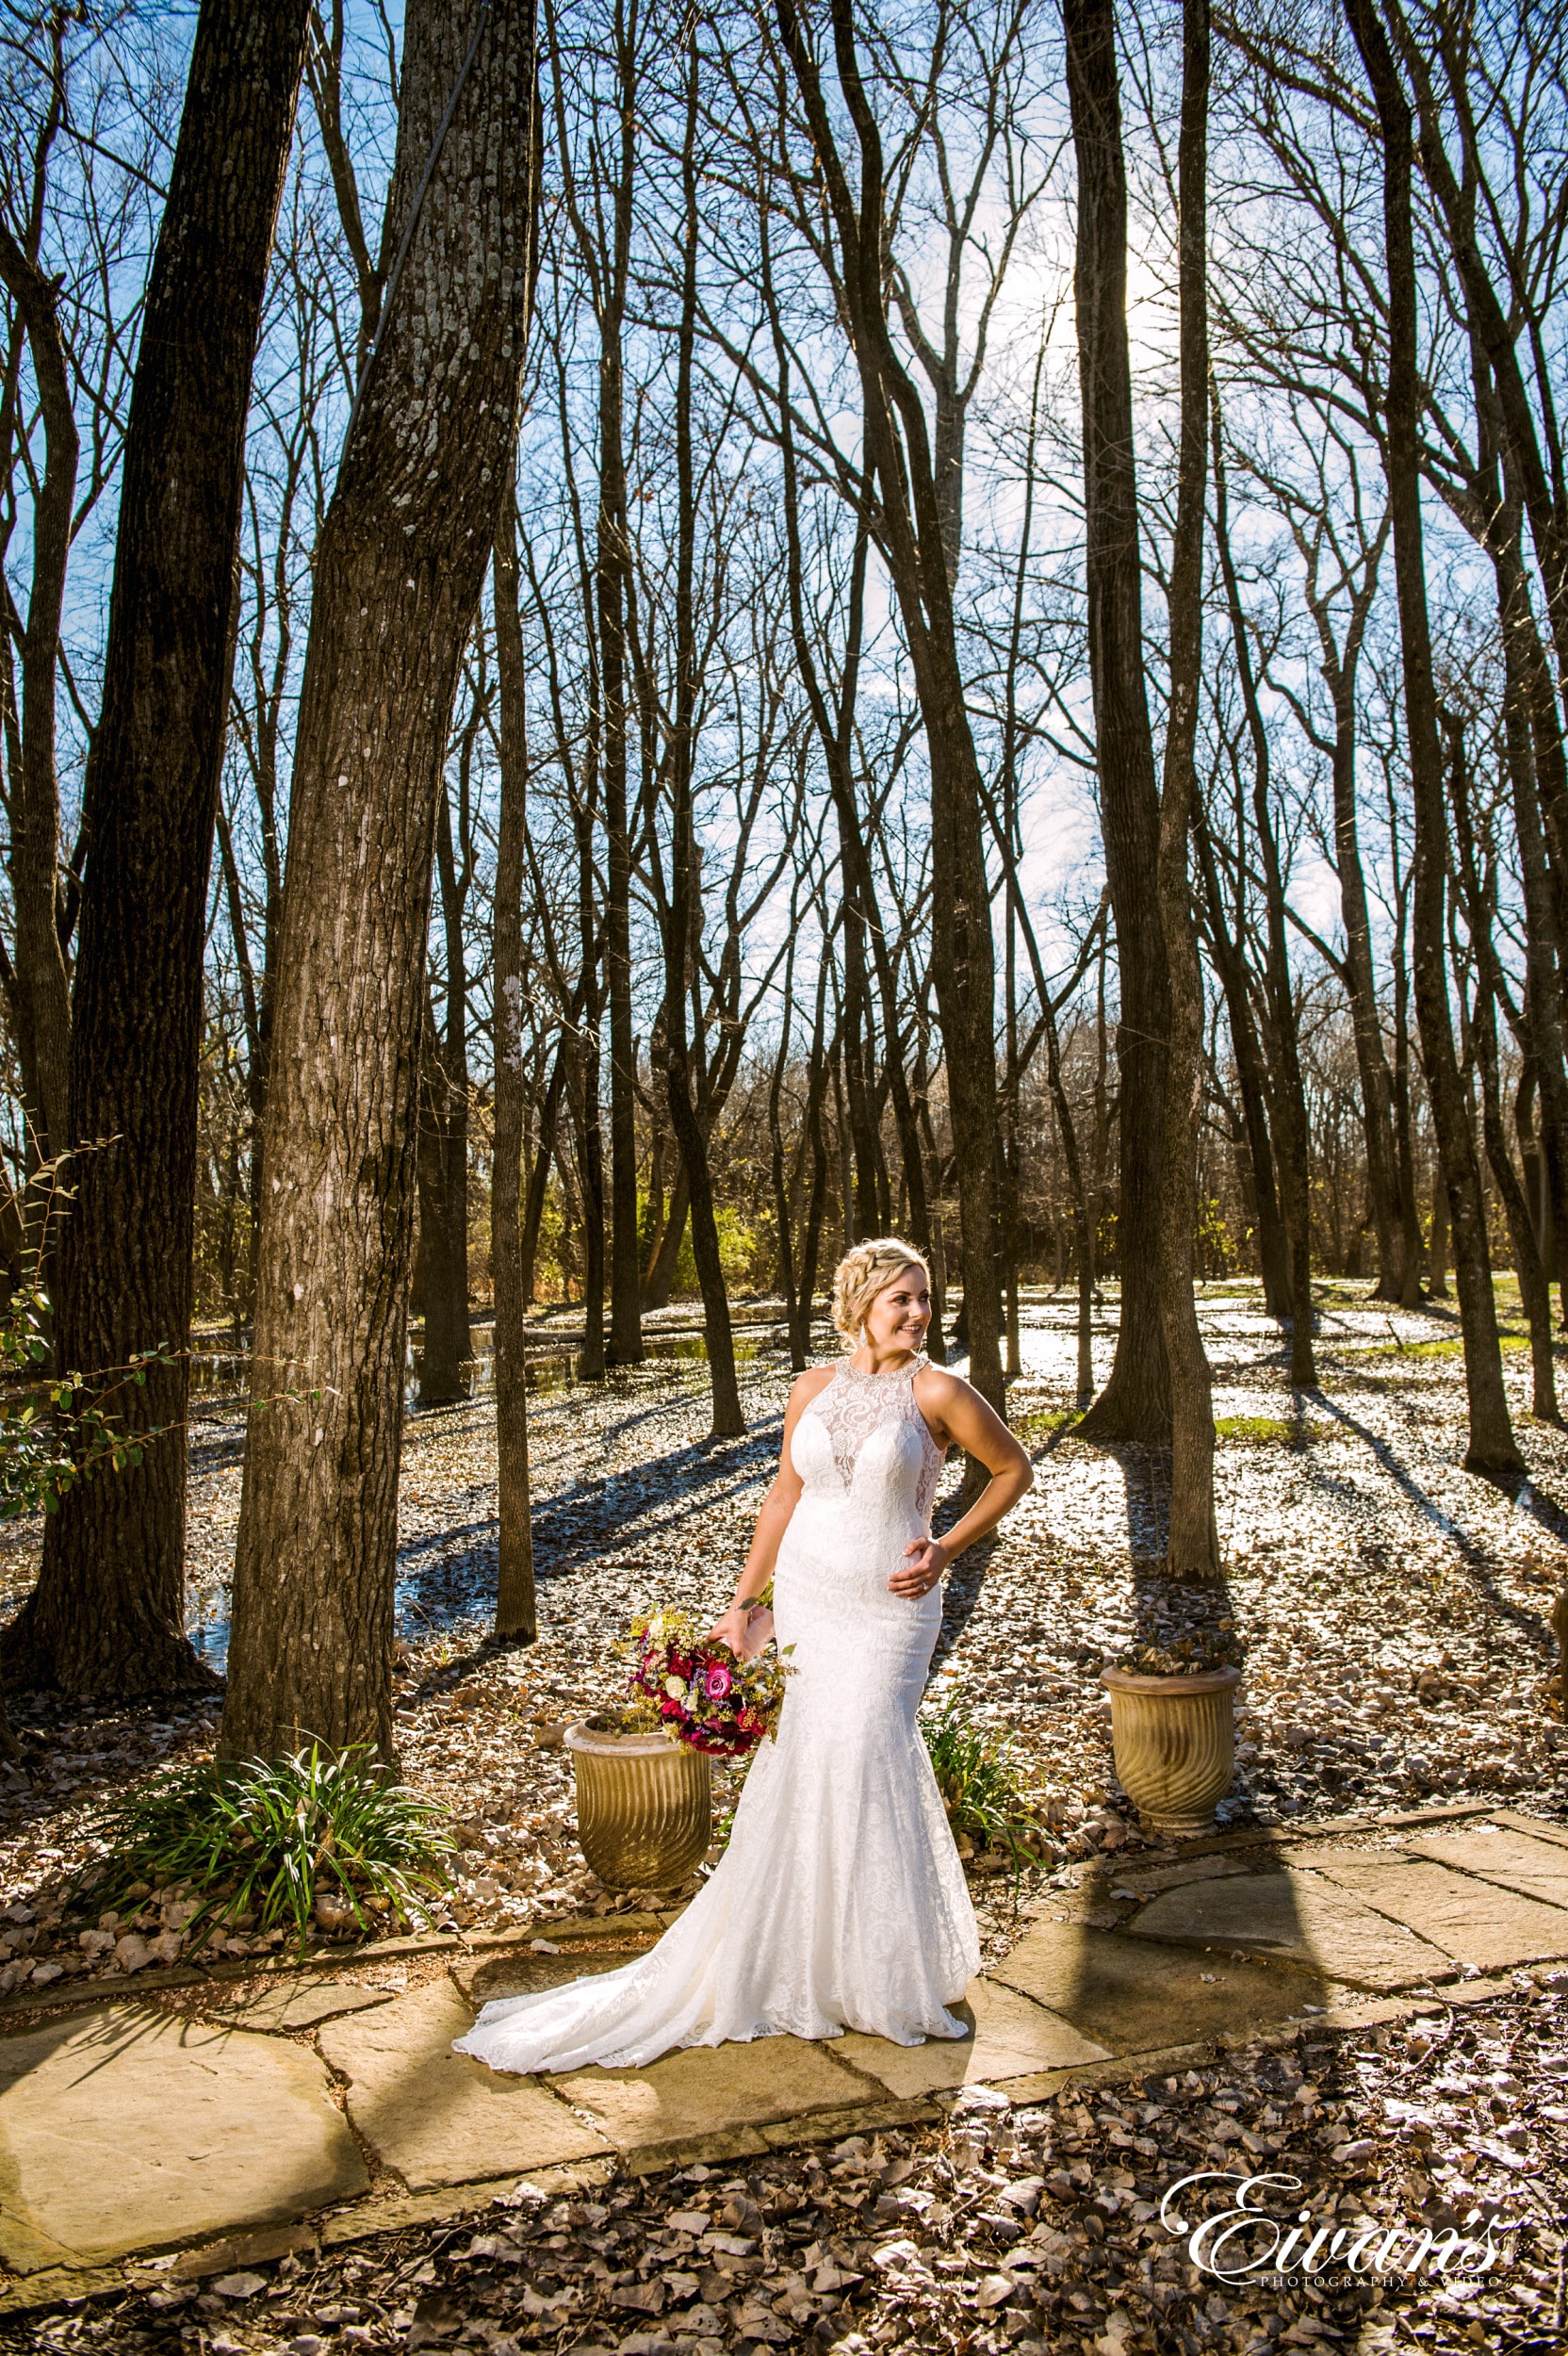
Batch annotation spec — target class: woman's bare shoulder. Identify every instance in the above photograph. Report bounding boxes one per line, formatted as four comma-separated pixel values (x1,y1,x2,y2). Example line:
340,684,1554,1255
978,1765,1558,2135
788,1365,839,1411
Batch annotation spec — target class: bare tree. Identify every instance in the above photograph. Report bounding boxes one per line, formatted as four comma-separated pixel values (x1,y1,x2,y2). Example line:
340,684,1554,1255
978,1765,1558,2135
1060,0,1168,1441
222,0,540,1759
6,0,313,1698
1343,0,1521,1478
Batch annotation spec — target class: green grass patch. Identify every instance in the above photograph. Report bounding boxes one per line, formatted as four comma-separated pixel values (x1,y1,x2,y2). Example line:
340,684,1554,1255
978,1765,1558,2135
1354,1329,1532,1361
85,1742,455,1955
1015,1405,1085,1445
1214,1414,1314,1446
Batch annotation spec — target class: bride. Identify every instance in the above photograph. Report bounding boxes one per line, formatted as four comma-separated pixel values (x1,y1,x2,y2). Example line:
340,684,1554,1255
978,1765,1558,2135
454,1237,1032,2074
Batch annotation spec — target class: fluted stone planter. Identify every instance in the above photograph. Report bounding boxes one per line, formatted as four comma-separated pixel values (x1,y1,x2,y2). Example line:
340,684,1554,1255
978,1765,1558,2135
565,1723,712,1890
1101,1665,1241,1835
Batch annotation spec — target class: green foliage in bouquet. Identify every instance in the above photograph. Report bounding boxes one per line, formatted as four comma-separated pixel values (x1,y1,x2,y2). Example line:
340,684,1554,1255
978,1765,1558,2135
626,1604,792,1756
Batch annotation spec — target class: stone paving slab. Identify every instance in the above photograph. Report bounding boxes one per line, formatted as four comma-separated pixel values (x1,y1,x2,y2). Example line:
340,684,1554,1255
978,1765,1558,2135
449,1948,645,2008
1105,1854,1262,1896
216,1981,395,2032
318,1977,611,2191
837,1978,1109,2100
1492,1809,1568,1853
991,1916,1331,2051
552,2033,880,2157
1126,1867,1454,1990
1300,1854,1568,1972
0,2004,367,2272
1405,1826,1568,1911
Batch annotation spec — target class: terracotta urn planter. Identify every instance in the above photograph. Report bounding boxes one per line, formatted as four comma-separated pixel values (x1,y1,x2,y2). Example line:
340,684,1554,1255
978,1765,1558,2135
1100,1664,1241,1835
565,1722,712,1890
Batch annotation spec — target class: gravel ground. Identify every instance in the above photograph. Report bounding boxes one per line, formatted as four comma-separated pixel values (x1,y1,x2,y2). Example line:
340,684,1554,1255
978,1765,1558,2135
1,1982,1560,2355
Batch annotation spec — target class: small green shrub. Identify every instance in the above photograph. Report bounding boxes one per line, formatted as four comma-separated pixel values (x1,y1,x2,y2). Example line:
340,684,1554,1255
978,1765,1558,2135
86,1742,454,1955
921,1687,1045,1865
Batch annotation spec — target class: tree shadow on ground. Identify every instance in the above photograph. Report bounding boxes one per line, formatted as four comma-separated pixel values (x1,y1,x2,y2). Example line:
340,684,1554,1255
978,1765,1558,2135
1310,1394,1555,1658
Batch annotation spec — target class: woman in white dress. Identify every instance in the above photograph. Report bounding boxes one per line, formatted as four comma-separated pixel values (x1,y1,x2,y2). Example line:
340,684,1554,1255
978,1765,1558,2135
454,1238,1032,2075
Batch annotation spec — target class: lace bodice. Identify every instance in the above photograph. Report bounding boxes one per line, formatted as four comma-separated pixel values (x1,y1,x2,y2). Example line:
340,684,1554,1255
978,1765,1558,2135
803,1352,944,1524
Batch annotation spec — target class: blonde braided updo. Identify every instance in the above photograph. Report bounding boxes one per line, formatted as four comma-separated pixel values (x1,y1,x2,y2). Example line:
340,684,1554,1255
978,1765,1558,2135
830,1236,931,1347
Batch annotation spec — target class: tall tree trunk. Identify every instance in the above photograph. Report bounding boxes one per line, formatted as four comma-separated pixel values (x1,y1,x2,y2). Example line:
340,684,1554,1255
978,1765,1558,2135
792,955,834,1367
1156,0,1219,1580
1345,0,1522,1477
221,0,539,1759
1192,802,1290,1315
586,26,644,1370
421,769,477,1400
5,0,312,1698
1040,985,1097,1406
777,0,1005,1429
492,471,536,1639
1212,402,1318,1386
0,222,76,1168
1448,711,1559,1423
1303,518,1410,1302
1060,0,1169,1442
768,941,801,1368
664,32,742,1439
415,984,472,1405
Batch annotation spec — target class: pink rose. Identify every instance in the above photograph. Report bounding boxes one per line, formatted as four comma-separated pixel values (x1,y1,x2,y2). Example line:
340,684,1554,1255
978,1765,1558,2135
703,1661,732,1701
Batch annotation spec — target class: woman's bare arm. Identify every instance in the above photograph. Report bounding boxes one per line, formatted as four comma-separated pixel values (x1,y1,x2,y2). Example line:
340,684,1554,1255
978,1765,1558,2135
708,1367,834,1655
888,1369,1033,1598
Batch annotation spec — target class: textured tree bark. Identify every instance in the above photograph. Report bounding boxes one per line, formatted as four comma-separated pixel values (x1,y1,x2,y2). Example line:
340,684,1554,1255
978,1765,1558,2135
1480,430,1568,1331
221,0,539,1758
1155,0,1219,1581
4,0,311,1699
0,223,76,1168
492,476,537,1641
597,221,644,1371
414,979,471,1405
640,1161,690,1312
1345,0,1521,1478
1061,0,1169,1442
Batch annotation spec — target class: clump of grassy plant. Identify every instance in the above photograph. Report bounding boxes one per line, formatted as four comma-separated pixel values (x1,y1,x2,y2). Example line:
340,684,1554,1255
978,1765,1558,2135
1214,1414,1315,1447
1014,1405,1084,1447
86,1742,454,1955
921,1686,1046,1865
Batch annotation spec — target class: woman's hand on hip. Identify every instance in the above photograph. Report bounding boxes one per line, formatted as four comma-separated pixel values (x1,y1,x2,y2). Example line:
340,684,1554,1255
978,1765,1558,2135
889,1537,949,1599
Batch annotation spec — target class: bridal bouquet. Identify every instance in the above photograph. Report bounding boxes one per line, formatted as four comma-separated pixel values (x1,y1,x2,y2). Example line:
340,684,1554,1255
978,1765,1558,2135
626,1606,791,1759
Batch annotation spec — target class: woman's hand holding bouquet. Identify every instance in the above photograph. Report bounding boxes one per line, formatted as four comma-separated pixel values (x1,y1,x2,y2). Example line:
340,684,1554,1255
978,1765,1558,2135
628,1606,791,1758
707,1599,774,1661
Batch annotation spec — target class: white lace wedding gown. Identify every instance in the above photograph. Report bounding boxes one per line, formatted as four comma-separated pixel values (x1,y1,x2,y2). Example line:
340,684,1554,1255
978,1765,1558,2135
453,1354,980,2074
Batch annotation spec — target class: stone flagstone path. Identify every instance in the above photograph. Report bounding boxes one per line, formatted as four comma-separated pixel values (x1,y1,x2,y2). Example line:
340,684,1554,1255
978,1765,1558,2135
2,1803,1565,2315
